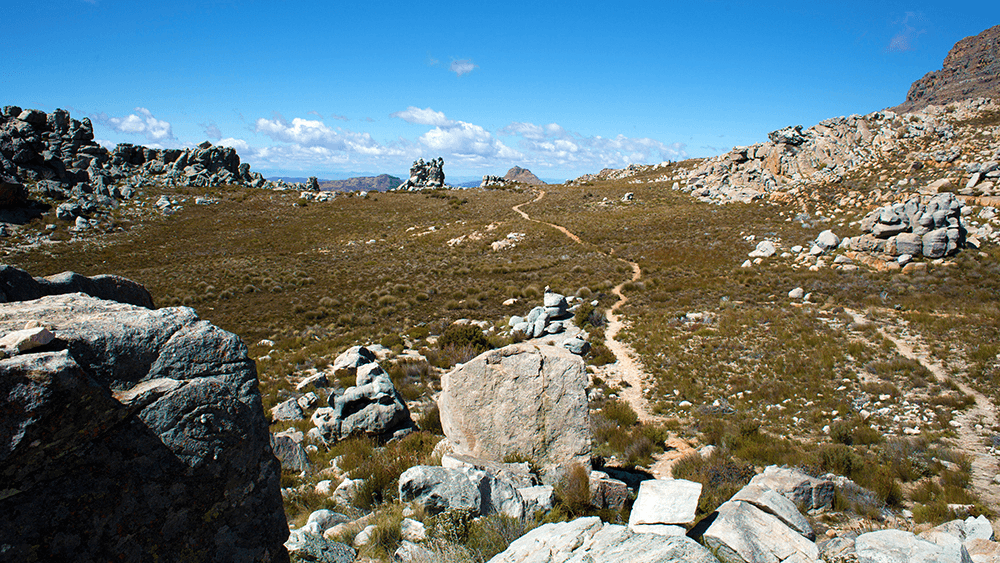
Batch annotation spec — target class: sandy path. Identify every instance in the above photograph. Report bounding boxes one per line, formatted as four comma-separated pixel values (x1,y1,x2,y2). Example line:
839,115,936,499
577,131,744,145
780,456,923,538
513,190,662,423
844,308,1000,513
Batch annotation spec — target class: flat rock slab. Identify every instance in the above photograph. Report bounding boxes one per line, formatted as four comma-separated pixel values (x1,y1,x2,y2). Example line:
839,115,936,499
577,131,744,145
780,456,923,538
628,478,702,532
487,516,718,563
856,529,969,563
732,482,814,540
703,500,821,563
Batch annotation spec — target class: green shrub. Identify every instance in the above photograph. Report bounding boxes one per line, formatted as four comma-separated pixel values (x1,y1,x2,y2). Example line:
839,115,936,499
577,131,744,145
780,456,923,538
437,324,490,354
672,450,754,516
601,399,639,427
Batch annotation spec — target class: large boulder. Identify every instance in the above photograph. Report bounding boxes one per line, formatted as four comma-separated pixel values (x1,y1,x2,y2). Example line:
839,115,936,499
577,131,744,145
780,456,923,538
438,343,591,473
0,265,154,308
0,292,288,562
310,363,415,442
487,516,719,563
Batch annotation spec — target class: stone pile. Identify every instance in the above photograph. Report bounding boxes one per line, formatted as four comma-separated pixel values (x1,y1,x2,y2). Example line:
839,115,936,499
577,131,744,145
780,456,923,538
308,345,416,443
963,159,1000,194
849,192,966,259
300,190,336,203
395,157,445,190
0,266,288,562
507,290,591,355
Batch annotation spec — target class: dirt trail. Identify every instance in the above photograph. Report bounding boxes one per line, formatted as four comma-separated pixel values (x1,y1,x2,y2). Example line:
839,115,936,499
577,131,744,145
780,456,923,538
844,308,1000,512
512,190,660,423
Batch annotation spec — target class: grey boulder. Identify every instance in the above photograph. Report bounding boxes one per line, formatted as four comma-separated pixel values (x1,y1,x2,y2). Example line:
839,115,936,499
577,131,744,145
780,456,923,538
0,292,288,562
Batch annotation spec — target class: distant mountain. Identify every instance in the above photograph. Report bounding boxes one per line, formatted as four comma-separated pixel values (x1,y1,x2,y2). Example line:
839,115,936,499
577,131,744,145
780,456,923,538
892,24,1000,113
320,174,403,192
503,166,545,185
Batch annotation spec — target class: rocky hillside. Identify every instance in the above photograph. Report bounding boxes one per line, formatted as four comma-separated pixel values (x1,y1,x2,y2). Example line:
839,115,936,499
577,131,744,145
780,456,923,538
504,166,545,185
893,24,1000,113
320,174,403,193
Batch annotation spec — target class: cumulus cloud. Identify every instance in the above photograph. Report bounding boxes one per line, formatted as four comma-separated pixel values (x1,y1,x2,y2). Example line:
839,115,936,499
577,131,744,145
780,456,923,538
421,121,521,161
93,107,174,143
200,121,222,141
253,115,406,157
887,12,925,53
498,120,686,170
390,106,455,127
449,59,478,77
389,106,520,162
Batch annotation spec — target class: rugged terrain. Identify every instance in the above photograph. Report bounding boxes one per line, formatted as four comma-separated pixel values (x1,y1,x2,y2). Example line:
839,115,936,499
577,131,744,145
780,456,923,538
894,24,1000,113
2,24,1000,563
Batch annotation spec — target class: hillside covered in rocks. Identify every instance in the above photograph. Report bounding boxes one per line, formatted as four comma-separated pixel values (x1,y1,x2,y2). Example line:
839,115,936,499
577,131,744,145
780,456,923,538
4,22,1000,563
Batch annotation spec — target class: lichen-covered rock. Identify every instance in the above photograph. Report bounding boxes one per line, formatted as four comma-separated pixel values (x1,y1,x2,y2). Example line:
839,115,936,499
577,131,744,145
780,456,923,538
0,292,288,562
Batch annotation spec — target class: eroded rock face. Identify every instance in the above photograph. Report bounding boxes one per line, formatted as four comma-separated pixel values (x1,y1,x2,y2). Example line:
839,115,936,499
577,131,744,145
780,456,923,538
893,24,1000,113
0,292,288,562
438,343,591,473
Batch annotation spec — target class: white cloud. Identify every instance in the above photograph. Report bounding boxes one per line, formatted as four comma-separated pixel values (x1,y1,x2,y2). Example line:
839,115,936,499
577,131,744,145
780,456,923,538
253,116,396,156
449,59,478,77
420,121,521,161
217,137,251,152
93,107,174,143
498,120,686,170
390,107,454,127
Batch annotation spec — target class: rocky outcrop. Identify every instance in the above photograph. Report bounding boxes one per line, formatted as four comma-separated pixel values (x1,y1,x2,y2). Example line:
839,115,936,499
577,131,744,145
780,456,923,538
487,516,719,563
893,25,1000,113
0,106,269,207
438,343,591,474
481,174,510,188
0,290,288,562
0,264,154,308
679,98,996,204
747,465,835,511
396,157,445,190
309,345,415,442
506,290,591,354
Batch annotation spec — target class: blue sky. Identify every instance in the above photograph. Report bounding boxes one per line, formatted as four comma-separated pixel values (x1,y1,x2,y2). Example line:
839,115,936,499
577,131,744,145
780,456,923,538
2,1,997,181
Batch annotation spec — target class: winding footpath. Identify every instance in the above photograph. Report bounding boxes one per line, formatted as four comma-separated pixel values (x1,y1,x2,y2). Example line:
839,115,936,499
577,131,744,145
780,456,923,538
844,308,1000,513
513,189,661,423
